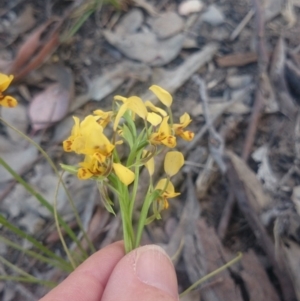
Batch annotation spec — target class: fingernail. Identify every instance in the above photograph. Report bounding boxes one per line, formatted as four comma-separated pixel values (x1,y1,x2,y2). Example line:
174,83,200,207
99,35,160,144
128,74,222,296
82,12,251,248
135,245,178,299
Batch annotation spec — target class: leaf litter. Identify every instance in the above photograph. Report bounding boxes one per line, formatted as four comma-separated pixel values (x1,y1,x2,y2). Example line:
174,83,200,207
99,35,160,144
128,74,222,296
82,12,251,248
2,0,300,300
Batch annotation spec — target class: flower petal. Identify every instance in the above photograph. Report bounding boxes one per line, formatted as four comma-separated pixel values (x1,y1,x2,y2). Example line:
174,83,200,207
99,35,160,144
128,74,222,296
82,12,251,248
114,103,128,131
164,151,184,177
114,95,127,102
180,130,194,141
0,95,17,107
0,74,13,92
63,139,73,152
147,112,162,126
161,136,176,148
159,116,171,136
127,96,148,119
149,85,172,107
77,168,93,179
155,178,168,191
71,116,80,136
155,178,180,198
180,112,192,126
145,100,167,116
113,163,135,186
143,150,155,176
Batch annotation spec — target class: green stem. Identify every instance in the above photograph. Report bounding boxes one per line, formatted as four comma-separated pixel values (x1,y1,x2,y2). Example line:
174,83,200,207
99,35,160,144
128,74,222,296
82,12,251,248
167,107,173,128
129,151,142,219
109,175,134,252
135,190,160,248
54,174,77,269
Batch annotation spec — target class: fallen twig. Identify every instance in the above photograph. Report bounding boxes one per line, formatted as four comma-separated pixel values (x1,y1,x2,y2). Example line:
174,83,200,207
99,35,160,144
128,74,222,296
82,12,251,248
192,75,226,173
243,0,269,160
230,9,254,41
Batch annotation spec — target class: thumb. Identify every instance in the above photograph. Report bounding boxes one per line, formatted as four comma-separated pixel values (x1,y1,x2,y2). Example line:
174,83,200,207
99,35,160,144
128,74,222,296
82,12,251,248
101,245,179,301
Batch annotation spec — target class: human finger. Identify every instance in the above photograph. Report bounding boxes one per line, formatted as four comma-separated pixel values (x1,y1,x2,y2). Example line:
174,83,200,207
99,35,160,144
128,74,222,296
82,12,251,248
40,241,124,301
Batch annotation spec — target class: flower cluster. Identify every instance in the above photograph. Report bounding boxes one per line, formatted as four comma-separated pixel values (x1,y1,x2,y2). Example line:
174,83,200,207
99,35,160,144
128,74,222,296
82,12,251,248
62,85,194,251
0,74,18,108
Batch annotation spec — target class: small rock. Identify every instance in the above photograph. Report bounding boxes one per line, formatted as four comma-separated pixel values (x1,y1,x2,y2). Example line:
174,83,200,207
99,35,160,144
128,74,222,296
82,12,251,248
226,75,252,89
182,36,198,48
178,0,204,16
201,5,225,26
115,9,144,35
150,11,184,39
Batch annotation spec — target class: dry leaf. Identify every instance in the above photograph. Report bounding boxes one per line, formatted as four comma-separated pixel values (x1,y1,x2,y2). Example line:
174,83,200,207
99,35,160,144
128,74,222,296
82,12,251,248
28,83,70,131
240,251,280,301
10,5,36,36
9,19,60,81
28,66,73,131
183,219,244,301
252,145,278,192
226,150,270,212
274,211,300,301
269,38,296,119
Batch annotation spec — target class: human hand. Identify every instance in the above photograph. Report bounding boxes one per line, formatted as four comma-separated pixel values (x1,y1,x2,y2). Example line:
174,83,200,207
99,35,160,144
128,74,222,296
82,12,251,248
40,242,179,301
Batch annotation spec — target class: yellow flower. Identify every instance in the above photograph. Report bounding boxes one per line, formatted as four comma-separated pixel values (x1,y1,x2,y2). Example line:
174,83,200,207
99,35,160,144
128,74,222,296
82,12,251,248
113,96,148,130
93,110,113,128
63,115,114,159
164,151,184,177
145,100,167,117
149,85,172,107
77,155,135,185
172,113,194,141
155,178,180,209
145,100,168,126
149,116,176,148
146,112,162,126
77,154,107,179
112,163,135,186
0,74,17,107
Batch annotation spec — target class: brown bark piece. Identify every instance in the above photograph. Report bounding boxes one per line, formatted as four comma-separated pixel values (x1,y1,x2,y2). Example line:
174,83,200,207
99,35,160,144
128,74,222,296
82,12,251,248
240,251,280,301
216,52,258,67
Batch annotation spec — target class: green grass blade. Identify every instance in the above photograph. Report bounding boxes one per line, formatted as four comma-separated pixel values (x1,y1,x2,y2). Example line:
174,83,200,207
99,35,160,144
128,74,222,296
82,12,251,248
0,156,88,259
0,236,72,272
0,215,67,266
